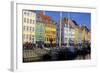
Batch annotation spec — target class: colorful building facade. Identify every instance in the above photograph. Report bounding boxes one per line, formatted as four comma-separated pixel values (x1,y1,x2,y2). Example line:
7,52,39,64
35,13,45,44
22,10,91,48
81,26,91,43
35,23,45,43
57,17,91,47
36,12,56,47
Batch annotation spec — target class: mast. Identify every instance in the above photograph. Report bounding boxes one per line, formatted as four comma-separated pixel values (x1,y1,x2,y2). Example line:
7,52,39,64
59,12,62,47
67,12,70,47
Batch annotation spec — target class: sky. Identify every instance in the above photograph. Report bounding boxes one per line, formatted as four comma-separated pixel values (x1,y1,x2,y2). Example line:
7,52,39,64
35,10,91,29
69,12,91,29
45,11,60,23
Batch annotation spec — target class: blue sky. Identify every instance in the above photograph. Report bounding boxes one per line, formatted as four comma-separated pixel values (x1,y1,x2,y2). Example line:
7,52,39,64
45,11,60,23
35,10,91,29
69,12,91,29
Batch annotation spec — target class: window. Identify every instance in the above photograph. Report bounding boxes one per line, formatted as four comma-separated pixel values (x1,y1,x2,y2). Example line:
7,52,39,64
29,35,31,40
29,12,31,16
30,27,32,31
33,27,34,31
31,35,34,42
65,24,66,27
27,12,29,16
27,18,29,23
23,34,25,39
30,27,31,31
30,19,32,24
33,20,35,24
26,35,28,39
32,35,34,38
47,38,48,41
32,36,34,42
24,18,26,23
27,26,29,31
64,24,68,27
23,26,26,31
30,12,32,16
24,11,26,15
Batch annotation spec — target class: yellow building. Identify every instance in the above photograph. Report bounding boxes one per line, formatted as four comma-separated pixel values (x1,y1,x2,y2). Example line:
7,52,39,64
23,10,36,44
73,25,91,49
45,24,56,44
87,31,91,43
81,26,87,42
74,27,79,45
80,26,91,44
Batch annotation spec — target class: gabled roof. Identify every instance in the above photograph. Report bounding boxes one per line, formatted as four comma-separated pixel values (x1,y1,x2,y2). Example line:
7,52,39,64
37,12,51,21
62,17,79,28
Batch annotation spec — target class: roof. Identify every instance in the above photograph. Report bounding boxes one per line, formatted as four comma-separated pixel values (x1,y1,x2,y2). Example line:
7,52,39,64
62,17,79,28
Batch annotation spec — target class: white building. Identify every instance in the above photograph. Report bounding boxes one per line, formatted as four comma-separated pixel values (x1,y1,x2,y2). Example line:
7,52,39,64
63,23,75,46
57,18,76,47
23,10,36,44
